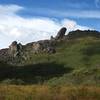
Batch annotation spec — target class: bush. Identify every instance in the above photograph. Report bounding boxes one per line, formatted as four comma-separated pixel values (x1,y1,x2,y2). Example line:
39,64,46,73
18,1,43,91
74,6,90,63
1,79,25,85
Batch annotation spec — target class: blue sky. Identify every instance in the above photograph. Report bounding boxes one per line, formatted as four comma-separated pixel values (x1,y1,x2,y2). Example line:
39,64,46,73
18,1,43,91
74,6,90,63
0,0,100,48
0,0,100,30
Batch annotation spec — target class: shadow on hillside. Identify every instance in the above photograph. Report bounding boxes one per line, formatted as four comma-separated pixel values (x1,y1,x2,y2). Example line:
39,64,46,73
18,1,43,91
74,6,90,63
81,42,100,65
83,43,100,56
0,62,73,84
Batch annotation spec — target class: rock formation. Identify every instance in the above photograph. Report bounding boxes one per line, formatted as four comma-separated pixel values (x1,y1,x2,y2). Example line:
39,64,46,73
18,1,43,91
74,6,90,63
9,41,22,57
55,27,67,39
33,40,56,54
33,42,42,54
46,47,56,54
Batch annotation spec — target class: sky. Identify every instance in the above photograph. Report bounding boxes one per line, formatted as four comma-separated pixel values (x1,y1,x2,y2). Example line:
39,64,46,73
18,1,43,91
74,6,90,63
0,0,100,48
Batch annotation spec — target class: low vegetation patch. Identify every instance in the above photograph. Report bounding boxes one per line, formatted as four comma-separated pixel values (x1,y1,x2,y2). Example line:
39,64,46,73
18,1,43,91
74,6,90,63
0,85,100,100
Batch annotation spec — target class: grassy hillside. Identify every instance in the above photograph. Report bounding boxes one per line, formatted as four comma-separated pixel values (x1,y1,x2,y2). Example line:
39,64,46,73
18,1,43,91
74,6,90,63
0,30,100,100
0,36,100,85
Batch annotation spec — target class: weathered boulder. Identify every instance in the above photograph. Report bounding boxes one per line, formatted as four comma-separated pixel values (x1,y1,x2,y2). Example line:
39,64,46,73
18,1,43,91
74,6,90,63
55,27,67,39
9,41,22,57
0,48,9,61
33,40,56,54
50,36,55,41
38,40,51,49
38,40,56,53
33,42,42,54
46,47,56,54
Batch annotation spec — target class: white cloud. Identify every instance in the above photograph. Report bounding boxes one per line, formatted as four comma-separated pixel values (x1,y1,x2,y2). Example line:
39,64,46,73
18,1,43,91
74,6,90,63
0,4,90,49
61,19,89,31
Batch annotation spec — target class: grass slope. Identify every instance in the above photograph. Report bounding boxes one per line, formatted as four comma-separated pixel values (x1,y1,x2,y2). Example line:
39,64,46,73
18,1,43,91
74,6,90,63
0,36,100,85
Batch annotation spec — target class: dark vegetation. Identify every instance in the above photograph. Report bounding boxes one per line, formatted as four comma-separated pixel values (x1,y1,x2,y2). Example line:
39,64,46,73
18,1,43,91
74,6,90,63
67,30,100,39
0,62,72,84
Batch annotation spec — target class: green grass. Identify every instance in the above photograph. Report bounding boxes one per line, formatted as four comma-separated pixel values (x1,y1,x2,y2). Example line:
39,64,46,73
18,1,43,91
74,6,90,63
0,36,100,100
0,37,100,85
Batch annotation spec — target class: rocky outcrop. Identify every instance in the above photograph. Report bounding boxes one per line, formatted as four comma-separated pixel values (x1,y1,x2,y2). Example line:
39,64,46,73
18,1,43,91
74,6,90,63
32,27,67,54
0,27,67,61
33,42,43,54
67,30,100,39
8,27,67,56
45,47,56,54
33,40,56,54
9,41,22,57
55,27,67,39
0,48,9,62
0,28,100,66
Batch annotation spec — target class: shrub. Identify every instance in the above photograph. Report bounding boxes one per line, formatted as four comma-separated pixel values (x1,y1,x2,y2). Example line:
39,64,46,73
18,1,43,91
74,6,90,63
1,79,25,85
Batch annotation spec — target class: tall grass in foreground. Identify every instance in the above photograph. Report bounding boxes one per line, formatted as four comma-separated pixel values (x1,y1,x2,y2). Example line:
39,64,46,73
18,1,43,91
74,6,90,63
0,85,100,100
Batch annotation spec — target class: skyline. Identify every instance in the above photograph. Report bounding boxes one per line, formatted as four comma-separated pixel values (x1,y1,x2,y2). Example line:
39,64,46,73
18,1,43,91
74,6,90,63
0,0,100,48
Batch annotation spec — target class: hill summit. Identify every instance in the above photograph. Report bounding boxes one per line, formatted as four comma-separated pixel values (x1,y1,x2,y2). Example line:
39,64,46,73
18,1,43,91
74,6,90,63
0,27,100,65
0,27,100,85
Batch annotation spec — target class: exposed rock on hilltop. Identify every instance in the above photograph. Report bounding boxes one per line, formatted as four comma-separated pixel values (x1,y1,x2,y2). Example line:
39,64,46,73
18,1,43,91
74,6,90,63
67,30,100,39
0,27,100,85
0,48,9,61
33,42,42,54
9,41,22,57
55,27,66,39
32,40,56,54
0,27,100,65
